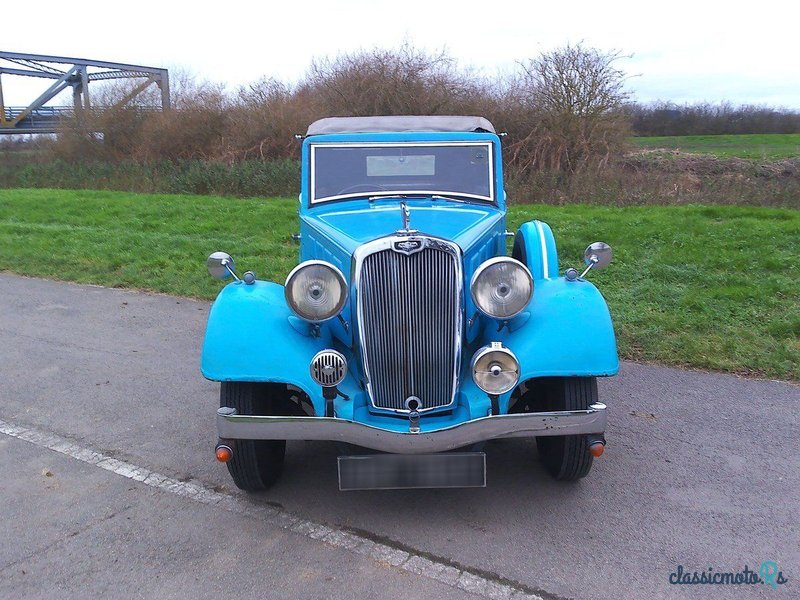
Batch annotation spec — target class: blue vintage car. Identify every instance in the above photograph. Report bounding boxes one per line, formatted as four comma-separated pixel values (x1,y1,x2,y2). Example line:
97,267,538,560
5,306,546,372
202,116,618,491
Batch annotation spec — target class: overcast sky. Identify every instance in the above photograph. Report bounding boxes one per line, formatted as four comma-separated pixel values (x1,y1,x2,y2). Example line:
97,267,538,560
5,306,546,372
2,0,798,108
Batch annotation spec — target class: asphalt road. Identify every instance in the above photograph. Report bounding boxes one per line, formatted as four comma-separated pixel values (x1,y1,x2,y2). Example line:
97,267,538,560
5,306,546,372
0,273,797,599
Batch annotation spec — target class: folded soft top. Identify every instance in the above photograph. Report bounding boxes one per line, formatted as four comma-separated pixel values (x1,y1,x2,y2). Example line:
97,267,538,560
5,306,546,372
306,115,496,135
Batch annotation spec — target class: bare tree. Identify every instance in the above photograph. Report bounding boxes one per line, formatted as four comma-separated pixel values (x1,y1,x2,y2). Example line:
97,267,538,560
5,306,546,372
512,44,631,172
301,43,484,117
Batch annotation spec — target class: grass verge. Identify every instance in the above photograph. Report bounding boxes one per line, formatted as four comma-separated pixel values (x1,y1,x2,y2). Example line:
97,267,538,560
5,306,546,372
1,188,797,381
632,133,800,159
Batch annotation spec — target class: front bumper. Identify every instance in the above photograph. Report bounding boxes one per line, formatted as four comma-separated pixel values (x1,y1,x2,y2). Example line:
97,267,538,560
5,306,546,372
217,402,607,454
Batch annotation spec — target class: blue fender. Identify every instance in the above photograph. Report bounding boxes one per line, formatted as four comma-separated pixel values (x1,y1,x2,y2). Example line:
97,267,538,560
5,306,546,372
495,277,619,380
201,281,332,413
514,220,559,280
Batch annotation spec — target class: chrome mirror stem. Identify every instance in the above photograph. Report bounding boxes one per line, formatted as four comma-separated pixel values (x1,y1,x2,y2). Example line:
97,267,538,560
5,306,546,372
579,255,599,279
222,259,241,282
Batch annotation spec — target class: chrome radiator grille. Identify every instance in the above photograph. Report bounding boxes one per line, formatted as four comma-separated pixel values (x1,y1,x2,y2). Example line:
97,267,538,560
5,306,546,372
356,237,462,413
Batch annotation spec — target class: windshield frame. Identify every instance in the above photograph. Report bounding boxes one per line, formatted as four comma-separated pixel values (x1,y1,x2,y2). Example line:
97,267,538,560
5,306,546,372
308,141,496,206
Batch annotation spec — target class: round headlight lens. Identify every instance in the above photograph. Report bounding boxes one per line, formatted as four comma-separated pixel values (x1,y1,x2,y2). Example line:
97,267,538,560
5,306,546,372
285,260,347,322
471,257,533,319
471,343,520,395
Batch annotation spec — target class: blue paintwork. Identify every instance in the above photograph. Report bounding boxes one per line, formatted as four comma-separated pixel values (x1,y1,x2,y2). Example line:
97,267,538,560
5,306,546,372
201,127,618,432
302,201,504,254
497,277,618,377
201,281,328,398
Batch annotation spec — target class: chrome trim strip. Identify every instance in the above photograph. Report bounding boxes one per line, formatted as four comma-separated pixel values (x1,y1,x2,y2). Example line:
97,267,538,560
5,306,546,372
535,220,549,279
217,403,607,455
352,235,463,415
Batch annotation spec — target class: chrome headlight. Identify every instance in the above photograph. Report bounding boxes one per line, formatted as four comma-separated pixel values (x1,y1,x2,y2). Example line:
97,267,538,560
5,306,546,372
470,257,533,319
471,343,520,395
285,260,347,322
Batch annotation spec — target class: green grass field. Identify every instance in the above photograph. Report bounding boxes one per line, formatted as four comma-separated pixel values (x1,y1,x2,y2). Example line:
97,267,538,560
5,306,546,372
1,189,798,380
632,133,800,159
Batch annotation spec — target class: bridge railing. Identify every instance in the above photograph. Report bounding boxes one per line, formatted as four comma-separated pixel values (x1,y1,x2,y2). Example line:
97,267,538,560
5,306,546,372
1,105,161,134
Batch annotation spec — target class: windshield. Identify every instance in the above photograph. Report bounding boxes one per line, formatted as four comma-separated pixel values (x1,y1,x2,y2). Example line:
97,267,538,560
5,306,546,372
310,142,495,204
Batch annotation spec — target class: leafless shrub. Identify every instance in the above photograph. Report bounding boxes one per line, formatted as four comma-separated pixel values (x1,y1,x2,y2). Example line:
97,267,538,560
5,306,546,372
300,43,487,117
506,154,800,208
227,77,312,160
504,44,631,173
134,73,230,161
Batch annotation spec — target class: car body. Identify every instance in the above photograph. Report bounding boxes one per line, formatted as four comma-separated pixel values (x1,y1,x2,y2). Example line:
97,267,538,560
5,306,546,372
202,115,618,490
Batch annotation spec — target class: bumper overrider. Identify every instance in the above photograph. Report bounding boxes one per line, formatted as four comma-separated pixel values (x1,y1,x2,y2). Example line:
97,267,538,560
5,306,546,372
217,402,607,455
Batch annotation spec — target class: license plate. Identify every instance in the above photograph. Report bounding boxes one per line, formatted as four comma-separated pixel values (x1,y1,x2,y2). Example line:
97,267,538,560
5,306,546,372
338,452,486,491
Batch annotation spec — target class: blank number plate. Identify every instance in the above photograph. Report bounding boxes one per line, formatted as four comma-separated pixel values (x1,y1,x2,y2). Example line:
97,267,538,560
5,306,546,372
338,452,486,491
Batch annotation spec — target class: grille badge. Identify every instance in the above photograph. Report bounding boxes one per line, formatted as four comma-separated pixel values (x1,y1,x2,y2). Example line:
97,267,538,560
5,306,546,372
393,239,423,254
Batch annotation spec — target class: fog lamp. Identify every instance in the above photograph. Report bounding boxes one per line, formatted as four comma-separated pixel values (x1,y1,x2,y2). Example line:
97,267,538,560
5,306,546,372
471,342,520,395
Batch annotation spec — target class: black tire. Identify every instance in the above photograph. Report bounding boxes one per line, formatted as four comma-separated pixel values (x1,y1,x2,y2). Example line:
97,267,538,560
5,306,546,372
511,229,527,265
536,377,597,481
220,382,287,491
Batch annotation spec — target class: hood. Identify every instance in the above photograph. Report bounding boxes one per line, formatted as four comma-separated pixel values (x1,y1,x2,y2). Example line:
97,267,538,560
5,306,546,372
301,201,504,255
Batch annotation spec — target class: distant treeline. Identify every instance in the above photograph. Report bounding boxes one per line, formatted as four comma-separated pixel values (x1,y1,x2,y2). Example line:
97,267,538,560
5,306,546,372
628,102,800,136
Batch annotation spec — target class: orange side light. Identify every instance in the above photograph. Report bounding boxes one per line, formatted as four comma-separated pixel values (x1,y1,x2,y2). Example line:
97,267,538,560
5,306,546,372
588,442,605,458
215,445,233,463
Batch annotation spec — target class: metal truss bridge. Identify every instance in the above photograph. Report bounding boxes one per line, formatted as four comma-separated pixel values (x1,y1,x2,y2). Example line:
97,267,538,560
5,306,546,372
0,51,170,135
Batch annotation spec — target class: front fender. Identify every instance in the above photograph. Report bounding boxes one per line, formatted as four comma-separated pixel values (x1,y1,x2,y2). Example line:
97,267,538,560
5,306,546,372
495,277,619,379
515,220,559,280
201,281,331,408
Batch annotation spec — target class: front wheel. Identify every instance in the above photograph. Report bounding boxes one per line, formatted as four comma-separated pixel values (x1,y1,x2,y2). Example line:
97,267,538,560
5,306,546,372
535,377,598,481
220,382,288,491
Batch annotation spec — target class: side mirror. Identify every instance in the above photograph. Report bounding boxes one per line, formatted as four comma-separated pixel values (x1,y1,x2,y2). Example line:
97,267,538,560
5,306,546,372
565,242,613,281
583,242,613,271
207,251,237,280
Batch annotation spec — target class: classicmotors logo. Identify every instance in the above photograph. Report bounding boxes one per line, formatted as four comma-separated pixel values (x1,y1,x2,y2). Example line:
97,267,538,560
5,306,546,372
669,561,788,589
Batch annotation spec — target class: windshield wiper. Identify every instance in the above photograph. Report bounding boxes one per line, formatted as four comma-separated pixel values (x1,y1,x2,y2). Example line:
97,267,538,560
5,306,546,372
367,192,478,204
367,194,416,202
367,193,471,204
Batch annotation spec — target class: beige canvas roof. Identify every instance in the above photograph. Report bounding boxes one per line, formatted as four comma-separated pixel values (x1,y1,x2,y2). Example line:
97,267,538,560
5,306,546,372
306,115,496,135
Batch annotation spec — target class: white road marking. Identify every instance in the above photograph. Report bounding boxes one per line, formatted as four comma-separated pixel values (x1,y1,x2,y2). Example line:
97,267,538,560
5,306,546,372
0,417,543,600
